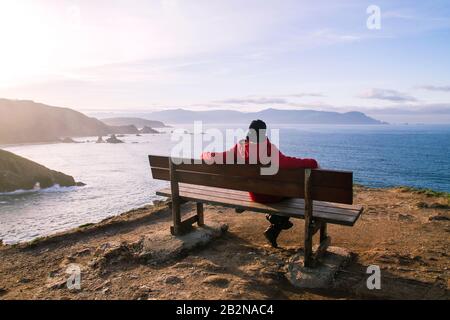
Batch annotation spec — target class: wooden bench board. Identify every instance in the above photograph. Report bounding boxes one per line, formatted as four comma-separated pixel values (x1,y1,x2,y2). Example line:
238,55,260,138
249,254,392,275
149,155,354,204
156,183,363,226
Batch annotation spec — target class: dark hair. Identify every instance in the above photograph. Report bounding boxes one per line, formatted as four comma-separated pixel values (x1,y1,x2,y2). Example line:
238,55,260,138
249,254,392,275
246,119,267,143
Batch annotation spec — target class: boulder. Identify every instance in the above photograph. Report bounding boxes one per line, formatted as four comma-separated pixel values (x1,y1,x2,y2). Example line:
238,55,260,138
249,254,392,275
106,134,124,144
285,246,353,289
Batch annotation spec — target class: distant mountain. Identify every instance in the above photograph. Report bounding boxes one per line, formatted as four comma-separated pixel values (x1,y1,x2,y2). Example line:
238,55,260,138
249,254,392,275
0,99,139,144
0,149,83,192
146,108,385,125
101,117,167,128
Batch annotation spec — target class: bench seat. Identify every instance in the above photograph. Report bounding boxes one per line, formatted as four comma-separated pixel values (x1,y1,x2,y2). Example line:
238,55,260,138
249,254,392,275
156,183,363,227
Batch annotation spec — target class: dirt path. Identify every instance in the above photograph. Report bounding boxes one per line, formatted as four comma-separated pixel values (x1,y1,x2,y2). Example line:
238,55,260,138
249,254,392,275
0,186,449,300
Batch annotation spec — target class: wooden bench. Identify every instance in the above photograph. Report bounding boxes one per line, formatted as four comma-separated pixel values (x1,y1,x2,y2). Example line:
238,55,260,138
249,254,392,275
148,155,363,267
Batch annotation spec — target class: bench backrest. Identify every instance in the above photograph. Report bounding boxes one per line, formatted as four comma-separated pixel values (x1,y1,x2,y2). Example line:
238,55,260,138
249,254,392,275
148,155,353,204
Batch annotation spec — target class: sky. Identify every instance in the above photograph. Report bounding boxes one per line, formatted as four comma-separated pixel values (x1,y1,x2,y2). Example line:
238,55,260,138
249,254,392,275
0,0,450,123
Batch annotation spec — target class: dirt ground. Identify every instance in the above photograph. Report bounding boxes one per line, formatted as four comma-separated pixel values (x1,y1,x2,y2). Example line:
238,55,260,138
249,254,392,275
0,186,449,300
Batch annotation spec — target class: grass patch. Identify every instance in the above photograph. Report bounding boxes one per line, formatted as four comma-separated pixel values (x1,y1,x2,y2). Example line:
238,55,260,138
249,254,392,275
417,201,450,209
399,186,450,198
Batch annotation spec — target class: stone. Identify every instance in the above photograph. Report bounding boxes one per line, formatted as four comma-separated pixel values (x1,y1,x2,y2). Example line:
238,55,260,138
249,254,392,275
46,278,67,289
202,275,230,288
429,215,450,221
139,285,151,292
18,278,31,284
164,275,183,285
398,213,414,221
139,222,228,264
285,246,353,289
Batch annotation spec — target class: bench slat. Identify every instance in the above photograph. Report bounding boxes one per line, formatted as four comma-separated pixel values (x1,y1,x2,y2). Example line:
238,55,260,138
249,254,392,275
176,185,361,219
156,186,362,226
177,187,360,220
151,167,353,204
149,155,352,189
184,184,362,212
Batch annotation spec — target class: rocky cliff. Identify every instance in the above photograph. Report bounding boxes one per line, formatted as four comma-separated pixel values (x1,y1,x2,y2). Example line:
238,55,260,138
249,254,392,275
0,149,82,192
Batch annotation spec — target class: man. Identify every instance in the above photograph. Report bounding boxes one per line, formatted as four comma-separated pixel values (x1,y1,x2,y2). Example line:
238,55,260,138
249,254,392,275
201,120,319,248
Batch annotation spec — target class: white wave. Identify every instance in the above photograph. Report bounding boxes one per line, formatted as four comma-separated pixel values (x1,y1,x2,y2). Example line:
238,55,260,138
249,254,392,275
0,184,81,196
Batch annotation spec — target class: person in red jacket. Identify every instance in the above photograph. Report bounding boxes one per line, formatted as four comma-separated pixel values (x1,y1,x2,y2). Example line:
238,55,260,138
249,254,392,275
201,120,318,248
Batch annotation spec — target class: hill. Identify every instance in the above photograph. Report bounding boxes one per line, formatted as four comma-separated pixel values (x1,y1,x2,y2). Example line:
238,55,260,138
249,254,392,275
101,117,167,128
0,149,82,192
146,108,385,124
0,99,138,144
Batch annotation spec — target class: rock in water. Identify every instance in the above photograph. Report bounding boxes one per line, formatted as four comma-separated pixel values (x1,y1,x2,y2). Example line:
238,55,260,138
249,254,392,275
61,137,78,143
96,136,105,143
105,134,124,144
139,126,160,134
0,149,83,192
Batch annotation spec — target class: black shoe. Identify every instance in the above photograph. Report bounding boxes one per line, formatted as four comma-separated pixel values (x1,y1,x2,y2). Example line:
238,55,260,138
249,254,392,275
265,215,293,230
264,225,281,248
279,220,293,230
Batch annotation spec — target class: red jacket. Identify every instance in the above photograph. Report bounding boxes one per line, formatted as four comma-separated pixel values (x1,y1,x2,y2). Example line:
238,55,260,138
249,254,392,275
201,138,318,203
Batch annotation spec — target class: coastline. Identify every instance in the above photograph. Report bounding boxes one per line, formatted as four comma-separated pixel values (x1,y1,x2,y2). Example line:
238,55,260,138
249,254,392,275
0,185,448,299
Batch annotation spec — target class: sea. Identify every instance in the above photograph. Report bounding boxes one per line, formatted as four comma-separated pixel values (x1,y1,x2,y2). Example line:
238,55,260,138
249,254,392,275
1,123,449,244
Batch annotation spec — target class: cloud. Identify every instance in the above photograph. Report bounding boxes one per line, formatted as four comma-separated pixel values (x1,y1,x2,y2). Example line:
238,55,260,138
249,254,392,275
362,103,450,115
358,88,417,102
308,29,362,45
417,85,450,92
215,97,288,105
285,93,325,98
216,93,325,106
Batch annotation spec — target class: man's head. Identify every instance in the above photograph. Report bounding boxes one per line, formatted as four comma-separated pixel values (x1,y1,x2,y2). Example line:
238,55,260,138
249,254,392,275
247,119,267,143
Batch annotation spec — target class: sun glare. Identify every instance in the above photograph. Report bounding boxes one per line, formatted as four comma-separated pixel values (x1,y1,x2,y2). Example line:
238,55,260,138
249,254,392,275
0,1,77,87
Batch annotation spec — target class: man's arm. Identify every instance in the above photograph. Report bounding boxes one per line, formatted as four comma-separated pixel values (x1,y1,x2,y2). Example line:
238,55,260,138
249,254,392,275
272,144,319,169
201,143,238,164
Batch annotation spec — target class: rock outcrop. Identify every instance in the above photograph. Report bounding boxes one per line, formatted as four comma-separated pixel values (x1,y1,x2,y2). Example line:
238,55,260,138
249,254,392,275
139,126,160,134
0,149,83,192
106,135,124,144
108,125,139,135
101,117,167,128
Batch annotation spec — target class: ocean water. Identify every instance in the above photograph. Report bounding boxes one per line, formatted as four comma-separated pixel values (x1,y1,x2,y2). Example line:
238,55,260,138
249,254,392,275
0,124,449,244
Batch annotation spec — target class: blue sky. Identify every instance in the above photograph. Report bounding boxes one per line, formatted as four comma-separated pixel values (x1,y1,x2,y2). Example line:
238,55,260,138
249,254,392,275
0,0,450,123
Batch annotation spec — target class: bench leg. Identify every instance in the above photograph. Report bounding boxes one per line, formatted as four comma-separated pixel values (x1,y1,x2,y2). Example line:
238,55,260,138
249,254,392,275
170,196,182,235
304,222,314,268
303,168,314,268
196,202,204,226
169,159,182,235
320,223,327,242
